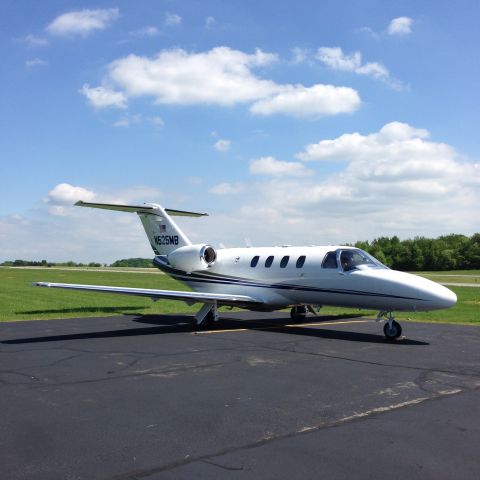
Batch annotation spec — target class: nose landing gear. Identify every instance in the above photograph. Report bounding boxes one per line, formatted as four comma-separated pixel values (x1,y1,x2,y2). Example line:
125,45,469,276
377,311,402,340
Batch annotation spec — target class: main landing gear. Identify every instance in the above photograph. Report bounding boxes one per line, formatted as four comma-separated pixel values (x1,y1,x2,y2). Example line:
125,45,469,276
377,311,402,341
290,305,308,322
195,303,218,330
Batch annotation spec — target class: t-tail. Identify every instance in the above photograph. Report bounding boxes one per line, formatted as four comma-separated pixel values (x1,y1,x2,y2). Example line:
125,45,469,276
75,201,208,256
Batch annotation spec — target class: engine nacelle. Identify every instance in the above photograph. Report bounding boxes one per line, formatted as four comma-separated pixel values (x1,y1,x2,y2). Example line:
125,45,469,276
167,244,217,272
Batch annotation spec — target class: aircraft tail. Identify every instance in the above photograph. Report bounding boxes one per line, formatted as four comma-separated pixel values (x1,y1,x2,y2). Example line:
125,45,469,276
75,201,208,255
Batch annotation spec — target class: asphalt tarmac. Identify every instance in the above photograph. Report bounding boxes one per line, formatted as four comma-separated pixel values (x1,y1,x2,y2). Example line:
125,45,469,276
1,312,480,480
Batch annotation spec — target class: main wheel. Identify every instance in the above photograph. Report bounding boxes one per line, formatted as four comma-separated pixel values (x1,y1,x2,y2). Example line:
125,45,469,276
383,320,402,340
290,306,307,322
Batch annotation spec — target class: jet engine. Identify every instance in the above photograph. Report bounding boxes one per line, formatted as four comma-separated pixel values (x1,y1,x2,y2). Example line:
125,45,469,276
167,244,217,272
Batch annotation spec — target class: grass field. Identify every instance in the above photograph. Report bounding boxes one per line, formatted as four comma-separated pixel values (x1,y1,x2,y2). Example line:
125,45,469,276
0,267,478,324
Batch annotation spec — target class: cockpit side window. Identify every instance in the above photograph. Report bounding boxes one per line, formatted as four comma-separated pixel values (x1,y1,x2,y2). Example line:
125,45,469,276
322,251,338,269
340,250,355,271
340,249,380,271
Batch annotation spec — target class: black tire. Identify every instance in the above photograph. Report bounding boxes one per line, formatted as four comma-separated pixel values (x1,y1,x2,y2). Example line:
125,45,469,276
383,320,402,340
290,306,307,322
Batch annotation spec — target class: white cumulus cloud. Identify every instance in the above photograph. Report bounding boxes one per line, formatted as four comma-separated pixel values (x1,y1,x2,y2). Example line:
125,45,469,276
218,123,479,244
296,122,432,163
46,8,119,37
45,183,96,215
213,139,231,152
80,84,127,109
388,17,413,36
250,84,360,118
83,46,361,118
107,47,278,106
250,156,313,177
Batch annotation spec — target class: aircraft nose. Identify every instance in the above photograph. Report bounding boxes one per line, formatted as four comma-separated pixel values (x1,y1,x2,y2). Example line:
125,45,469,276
429,284,457,309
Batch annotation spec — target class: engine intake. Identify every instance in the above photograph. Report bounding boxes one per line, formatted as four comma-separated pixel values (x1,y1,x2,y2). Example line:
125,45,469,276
168,244,217,272
201,245,217,265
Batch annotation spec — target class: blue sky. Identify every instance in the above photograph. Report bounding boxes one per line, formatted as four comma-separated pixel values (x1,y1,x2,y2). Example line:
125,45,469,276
1,0,479,262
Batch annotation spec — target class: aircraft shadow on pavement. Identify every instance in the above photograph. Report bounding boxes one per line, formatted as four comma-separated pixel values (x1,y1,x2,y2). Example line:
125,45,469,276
2,313,428,346
16,306,143,315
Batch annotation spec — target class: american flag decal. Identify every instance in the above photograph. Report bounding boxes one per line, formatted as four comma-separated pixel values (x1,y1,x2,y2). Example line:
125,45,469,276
159,224,166,232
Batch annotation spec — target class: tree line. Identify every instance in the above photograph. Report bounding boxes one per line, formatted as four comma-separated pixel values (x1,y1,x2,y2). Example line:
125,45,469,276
1,234,479,271
354,233,480,271
0,258,154,268
1,259,104,267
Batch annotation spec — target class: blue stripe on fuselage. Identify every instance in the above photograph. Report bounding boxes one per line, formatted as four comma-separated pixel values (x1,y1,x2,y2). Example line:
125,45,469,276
153,257,427,302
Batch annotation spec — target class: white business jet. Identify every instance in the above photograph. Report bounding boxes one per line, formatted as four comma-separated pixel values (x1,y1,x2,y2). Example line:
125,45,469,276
36,201,457,340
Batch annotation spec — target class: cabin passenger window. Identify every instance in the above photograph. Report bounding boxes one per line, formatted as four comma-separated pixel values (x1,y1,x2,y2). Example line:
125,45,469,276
250,256,259,267
265,256,274,268
296,256,306,268
322,252,338,269
280,256,289,268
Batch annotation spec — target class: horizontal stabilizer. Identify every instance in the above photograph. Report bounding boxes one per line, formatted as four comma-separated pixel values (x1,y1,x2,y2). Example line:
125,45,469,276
75,201,208,217
35,282,262,306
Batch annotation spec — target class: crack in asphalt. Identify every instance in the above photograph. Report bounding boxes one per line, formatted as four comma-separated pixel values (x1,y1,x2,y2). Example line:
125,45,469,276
105,386,476,480
0,357,242,387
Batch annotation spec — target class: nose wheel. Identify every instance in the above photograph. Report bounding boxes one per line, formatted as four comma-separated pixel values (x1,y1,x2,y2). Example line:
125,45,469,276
377,311,402,341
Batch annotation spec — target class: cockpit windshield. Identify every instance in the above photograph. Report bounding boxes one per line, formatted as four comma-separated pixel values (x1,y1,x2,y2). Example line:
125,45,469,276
340,249,387,272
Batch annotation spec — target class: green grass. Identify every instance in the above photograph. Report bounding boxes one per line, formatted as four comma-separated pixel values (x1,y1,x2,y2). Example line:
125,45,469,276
414,272,480,285
0,267,199,322
0,267,478,324
415,269,480,275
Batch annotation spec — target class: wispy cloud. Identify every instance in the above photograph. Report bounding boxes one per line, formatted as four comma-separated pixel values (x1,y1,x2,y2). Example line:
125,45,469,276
358,16,414,39
164,13,182,27
149,116,164,127
113,114,141,127
46,8,119,37
213,139,231,152
316,46,404,90
388,17,413,36
26,58,48,68
17,34,48,47
250,156,313,177
290,47,310,65
205,16,215,29
129,26,160,38
209,182,245,195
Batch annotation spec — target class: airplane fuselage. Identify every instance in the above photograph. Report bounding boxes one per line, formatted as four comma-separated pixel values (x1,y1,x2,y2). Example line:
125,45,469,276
154,245,457,313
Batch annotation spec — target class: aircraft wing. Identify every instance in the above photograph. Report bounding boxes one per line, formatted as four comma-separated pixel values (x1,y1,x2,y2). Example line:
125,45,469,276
35,282,262,306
